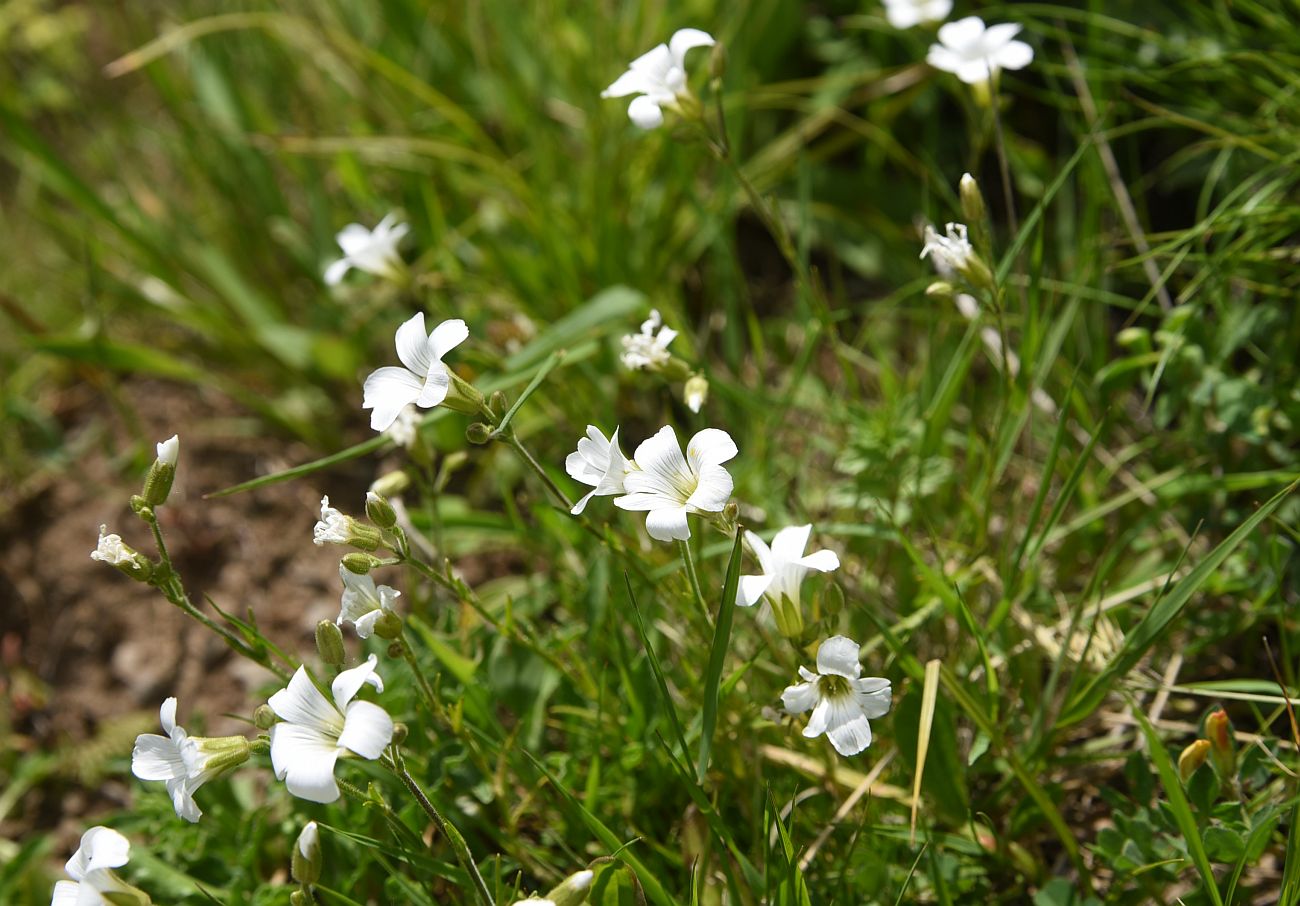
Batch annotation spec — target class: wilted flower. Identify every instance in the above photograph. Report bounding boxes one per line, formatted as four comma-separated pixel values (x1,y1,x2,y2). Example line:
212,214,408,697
782,636,891,756
883,0,951,29
268,655,394,804
324,214,408,285
131,697,250,823
313,496,382,550
620,309,678,371
363,314,470,432
91,526,152,579
601,29,715,129
336,563,402,639
921,222,993,290
926,16,1033,84
51,826,147,906
566,426,636,515
738,525,839,636
615,426,736,542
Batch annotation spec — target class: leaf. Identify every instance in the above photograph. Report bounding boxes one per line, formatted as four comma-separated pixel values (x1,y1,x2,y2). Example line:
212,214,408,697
697,528,743,782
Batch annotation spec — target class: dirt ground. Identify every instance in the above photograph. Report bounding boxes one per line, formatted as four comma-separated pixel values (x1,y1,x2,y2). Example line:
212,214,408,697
0,380,377,842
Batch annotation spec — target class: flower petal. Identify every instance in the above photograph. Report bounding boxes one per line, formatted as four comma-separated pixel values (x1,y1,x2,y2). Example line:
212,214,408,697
159,697,178,736
824,700,874,756
427,318,469,361
996,39,1034,71
816,635,862,679
737,574,773,607
270,723,342,804
780,680,819,715
802,697,832,738
769,525,812,565
954,58,993,84
417,364,451,408
131,733,186,782
685,463,732,513
331,653,384,708
394,313,432,375
570,487,598,516
336,223,374,256
338,700,394,759
66,826,130,880
324,258,352,286
269,666,341,732
795,549,840,573
51,880,81,906
982,22,1023,48
686,428,738,470
625,426,690,503
854,678,893,719
627,95,664,129
645,506,691,542
937,15,986,50
602,68,654,98
668,28,715,67
363,366,424,432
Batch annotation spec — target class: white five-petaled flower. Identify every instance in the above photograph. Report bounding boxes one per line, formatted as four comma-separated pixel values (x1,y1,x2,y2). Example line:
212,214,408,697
926,16,1033,85
268,654,394,804
90,526,145,569
620,309,678,371
155,434,179,466
336,563,401,639
324,213,409,285
738,525,840,609
363,313,469,432
883,0,952,29
782,636,892,757
51,826,136,906
601,28,715,129
131,698,208,822
615,426,736,542
920,222,974,273
566,426,636,516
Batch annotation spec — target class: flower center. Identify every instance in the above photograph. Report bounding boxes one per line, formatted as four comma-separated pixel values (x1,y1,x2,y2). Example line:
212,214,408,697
818,674,852,700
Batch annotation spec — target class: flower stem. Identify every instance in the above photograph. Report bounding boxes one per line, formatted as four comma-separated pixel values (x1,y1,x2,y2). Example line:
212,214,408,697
391,755,495,906
678,539,714,628
504,434,575,511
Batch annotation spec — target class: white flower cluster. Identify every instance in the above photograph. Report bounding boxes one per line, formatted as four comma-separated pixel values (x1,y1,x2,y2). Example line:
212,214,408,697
873,1,1033,86
620,309,678,371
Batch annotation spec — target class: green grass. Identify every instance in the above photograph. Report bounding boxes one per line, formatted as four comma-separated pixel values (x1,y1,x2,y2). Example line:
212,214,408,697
2,0,1299,904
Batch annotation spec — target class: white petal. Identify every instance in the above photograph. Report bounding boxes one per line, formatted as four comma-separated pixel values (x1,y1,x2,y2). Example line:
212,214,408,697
937,15,986,50
854,679,893,719
336,223,374,256
769,525,812,564
416,364,451,408
614,491,678,512
628,96,665,129
996,39,1034,71
645,506,691,542
324,258,352,285
925,45,965,75
685,463,732,513
269,667,342,732
780,681,819,715
338,700,394,759
737,574,773,607
570,487,598,516
627,44,675,87
158,697,178,736
816,636,862,679
363,366,424,432
270,724,342,804
884,3,921,28
625,426,690,504
427,318,469,361
354,610,381,639
331,653,384,708
955,58,994,84
67,827,130,879
298,822,319,858
394,313,432,375
803,697,832,738
686,428,738,470
825,701,874,756
52,880,82,906
744,530,775,576
795,549,840,573
131,734,185,782
668,28,715,67
602,68,654,99
982,22,1023,48
168,777,202,823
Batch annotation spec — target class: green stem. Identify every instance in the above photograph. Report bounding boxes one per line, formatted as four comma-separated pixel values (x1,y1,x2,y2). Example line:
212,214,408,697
399,635,441,720
392,756,495,906
678,539,714,628
504,434,574,511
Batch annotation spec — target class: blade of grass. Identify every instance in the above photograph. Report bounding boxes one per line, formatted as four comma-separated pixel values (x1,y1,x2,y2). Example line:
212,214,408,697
909,658,942,845
697,527,744,783
625,574,691,765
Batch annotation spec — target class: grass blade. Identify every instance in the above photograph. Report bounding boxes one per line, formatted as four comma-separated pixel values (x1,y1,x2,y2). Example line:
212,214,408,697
697,527,744,783
909,658,942,845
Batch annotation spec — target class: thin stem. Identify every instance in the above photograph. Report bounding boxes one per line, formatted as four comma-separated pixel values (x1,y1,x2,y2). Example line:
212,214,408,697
392,756,495,906
678,540,714,628
399,635,441,720
504,434,574,511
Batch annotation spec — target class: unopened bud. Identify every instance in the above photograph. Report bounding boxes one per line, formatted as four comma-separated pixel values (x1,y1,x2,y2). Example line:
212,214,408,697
709,43,727,82
142,463,175,508
684,374,709,413
341,552,382,575
365,491,397,530
253,704,277,730
290,891,309,906
466,422,494,445
316,620,346,666
822,582,845,617
1205,708,1235,779
291,821,321,886
488,390,509,418
723,502,739,522
373,610,404,640
544,869,595,906
370,470,411,499
925,280,955,301
391,722,409,746
387,641,404,659
129,495,151,517
443,371,486,415
1178,739,1210,783
1116,327,1151,351
959,173,986,225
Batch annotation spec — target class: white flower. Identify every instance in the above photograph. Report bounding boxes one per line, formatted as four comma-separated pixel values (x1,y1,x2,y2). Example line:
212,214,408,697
920,222,974,274
268,655,394,804
386,405,421,449
363,313,469,432
926,16,1033,85
883,0,952,29
90,526,145,569
155,434,179,466
601,28,715,129
620,309,677,371
782,636,891,756
51,826,137,906
615,426,736,542
737,525,840,609
313,496,350,546
324,213,409,285
132,698,203,822
565,426,635,515
336,563,401,639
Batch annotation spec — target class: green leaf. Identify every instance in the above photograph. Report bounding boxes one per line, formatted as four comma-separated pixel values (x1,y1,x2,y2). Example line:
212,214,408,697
697,528,743,783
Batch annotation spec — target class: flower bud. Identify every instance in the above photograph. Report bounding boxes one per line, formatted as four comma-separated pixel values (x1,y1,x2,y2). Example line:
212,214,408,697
544,869,595,906
925,280,956,301
373,610,404,640
709,43,727,82
291,821,321,886
341,552,383,575
91,526,154,582
821,582,845,617
1205,708,1236,779
684,374,709,413
959,173,986,225
370,470,411,499
365,491,397,530
142,435,179,506
290,891,310,906
391,722,409,746
1178,738,1210,783
316,620,346,666
387,641,404,659
1116,327,1151,351
253,704,277,730
443,371,487,415
466,422,494,445
489,390,509,418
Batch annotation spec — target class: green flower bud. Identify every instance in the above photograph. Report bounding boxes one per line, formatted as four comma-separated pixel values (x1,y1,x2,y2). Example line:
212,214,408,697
683,374,709,413
364,491,397,530
289,891,310,906
466,423,494,445
391,722,409,747
488,390,509,418
544,869,596,906
373,610,404,640
926,280,956,301
443,371,487,415
959,173,986,226
291,822,321,886
315,620,346,666
370,470,411,499
709,43,727,82
341,552,382,575
387,641,404,659
822,582,845,618
253,704,277,730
